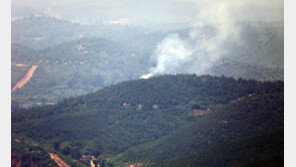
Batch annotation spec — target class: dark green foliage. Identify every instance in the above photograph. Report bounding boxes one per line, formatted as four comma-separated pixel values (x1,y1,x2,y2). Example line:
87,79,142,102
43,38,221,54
154,128,283,167
11,133,86,167
112,89,283,164
12,74,284,166
11,134,58,167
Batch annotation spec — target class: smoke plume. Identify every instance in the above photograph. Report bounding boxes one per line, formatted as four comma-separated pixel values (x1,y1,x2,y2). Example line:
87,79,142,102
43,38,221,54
141,0,283,79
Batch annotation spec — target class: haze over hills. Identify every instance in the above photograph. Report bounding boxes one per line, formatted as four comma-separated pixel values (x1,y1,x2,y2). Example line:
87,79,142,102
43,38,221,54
11,16,283,109
11,17,284,109
11,0,283,27
12,16,161,50
11,0,284,166
11,38,151,109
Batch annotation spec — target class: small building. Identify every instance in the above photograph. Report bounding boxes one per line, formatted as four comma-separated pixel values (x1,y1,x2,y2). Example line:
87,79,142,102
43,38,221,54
137,104,143,110
152,104,159,110
80,155,98,162
80,155,92,161
123,102,130,108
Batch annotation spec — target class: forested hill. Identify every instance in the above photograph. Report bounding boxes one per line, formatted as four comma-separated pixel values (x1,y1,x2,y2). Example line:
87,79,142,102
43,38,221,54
11,38,150,109
12,19,283,110
12,74,284,167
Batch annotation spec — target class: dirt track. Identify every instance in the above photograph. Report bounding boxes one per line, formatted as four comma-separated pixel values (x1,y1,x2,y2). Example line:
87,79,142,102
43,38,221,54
90,160,95,167
12,65,37,93
49,153,70,167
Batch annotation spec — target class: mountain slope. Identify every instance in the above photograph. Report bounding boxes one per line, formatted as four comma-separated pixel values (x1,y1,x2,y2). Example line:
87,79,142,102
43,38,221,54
12,74,284,166
11,38,151,109
112,90,283,165
11,20,283,110
207,21,284,81
12,16,85,50
154,128,283,167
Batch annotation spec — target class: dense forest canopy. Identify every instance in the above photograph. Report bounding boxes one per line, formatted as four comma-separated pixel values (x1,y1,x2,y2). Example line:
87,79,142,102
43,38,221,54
12,74,284,166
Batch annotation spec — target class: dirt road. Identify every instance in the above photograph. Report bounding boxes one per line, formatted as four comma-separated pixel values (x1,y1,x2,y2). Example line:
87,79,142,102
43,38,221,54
12,65,37,93
48,153,70,167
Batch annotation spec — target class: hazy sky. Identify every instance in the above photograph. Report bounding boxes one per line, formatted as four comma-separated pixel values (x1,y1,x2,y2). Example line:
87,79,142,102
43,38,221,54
12,0,284,26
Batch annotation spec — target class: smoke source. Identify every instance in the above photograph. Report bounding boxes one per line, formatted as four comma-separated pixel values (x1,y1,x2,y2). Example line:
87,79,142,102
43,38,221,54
141,0,283,79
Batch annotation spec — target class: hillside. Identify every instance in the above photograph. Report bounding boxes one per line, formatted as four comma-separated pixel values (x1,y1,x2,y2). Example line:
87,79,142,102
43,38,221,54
207,21,284,81
11,133,58,167
12,24,284,109
154,128,283,167
11,38,151,109
12,133,86,167
112,88,283,165
12,19,283,110
208,58,283,81
12,74,284,166
12,16,85,50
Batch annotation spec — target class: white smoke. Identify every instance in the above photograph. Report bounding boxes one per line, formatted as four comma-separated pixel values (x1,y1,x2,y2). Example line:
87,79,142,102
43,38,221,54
150,34,193,74
141,0,283,79
140,73,153,79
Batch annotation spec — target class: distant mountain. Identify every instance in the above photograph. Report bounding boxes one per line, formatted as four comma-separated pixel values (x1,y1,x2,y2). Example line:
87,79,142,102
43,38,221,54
235,21,284,70
11,16,164,50
11,38,151,109
11,19,283,110
12,16,87,50
176,21,284,81
214,22,284,80
208,58,283,81
12,74,284,166
12,6,44,19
